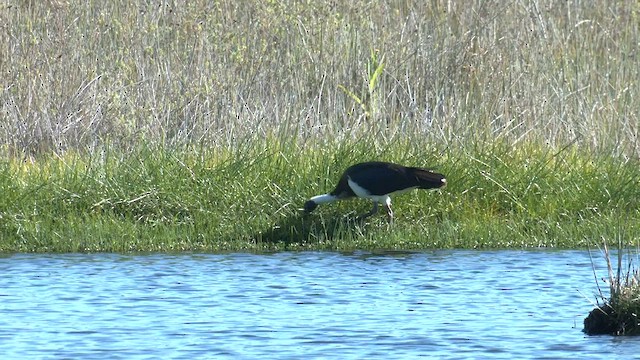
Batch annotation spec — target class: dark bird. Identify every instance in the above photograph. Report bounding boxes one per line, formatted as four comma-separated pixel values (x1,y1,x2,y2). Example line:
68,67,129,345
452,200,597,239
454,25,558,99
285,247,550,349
303,161,446,222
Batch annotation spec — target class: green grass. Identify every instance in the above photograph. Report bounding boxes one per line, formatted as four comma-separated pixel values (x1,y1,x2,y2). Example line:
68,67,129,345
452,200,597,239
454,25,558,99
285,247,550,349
0,138,638,252
1,1,639,251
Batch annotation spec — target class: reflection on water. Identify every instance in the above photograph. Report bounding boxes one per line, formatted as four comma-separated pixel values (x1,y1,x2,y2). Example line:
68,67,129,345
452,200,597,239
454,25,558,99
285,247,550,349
0,250,638,359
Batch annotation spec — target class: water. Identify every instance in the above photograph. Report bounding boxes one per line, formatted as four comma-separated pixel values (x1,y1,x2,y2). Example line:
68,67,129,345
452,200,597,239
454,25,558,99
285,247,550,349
1,250,639,359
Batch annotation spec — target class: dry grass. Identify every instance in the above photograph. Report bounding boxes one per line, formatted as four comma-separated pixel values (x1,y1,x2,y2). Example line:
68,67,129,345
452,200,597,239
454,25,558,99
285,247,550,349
1,0,639,157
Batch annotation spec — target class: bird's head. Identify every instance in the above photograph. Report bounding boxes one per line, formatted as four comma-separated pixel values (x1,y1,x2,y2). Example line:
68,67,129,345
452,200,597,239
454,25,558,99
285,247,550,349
303,200,318,213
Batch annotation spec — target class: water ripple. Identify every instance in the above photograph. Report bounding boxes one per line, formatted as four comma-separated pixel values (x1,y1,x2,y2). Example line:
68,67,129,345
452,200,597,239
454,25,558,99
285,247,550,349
0,250,637,359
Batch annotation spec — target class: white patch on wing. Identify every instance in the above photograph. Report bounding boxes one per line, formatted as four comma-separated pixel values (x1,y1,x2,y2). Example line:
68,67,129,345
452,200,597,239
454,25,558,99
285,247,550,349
347,177,394,206
346,178,370,197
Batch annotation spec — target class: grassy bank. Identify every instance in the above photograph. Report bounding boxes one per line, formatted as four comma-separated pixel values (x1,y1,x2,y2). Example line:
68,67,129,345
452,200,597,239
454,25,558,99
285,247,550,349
1,1,639,251
0,138,638,252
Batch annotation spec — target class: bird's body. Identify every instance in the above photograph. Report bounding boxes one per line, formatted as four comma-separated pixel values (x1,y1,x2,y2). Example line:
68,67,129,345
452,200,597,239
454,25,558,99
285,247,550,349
303,161,446,222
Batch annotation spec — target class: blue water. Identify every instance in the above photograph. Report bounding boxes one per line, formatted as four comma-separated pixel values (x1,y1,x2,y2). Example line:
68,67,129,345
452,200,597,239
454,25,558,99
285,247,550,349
1,250,639,359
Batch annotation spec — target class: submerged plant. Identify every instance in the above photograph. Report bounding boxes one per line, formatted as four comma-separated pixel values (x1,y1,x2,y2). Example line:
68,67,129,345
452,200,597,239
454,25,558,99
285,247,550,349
584,235,640,336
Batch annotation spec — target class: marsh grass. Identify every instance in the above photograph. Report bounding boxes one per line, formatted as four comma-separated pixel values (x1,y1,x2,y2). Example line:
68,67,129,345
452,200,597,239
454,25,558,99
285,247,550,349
2,1,639,156
0,136,638,252
1,1,640,251
584,234,640,335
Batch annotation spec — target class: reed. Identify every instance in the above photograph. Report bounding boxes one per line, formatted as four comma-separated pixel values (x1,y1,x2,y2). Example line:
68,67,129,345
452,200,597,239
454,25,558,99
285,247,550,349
584,234,640,336
1,1,638,157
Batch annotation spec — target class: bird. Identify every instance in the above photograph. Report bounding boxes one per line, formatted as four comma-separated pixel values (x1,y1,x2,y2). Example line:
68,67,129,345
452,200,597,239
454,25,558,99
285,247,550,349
303,161,446,223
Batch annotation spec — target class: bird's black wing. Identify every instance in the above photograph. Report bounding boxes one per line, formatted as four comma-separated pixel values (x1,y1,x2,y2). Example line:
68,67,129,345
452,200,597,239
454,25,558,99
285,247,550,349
345,162,416,196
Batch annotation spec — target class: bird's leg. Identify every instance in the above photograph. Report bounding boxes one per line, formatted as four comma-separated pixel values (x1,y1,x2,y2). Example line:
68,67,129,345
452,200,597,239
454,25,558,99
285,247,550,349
383,203,394,225
357,201,378,220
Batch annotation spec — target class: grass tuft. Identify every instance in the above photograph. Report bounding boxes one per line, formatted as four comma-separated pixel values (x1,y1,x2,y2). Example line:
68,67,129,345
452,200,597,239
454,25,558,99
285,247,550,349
584,232,640,336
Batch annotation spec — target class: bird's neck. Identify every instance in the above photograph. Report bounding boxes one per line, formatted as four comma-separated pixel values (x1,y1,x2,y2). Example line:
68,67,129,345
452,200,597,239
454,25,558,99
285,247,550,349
309,193,339,204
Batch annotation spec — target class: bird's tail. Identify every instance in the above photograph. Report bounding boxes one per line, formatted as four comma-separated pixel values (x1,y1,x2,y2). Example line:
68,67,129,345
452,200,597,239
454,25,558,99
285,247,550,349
412,168,447,189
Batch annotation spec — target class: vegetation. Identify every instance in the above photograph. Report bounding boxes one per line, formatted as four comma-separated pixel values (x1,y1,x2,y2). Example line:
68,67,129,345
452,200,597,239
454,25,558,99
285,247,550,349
1,139,638,252
584,237,640,335
1,1,639,252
